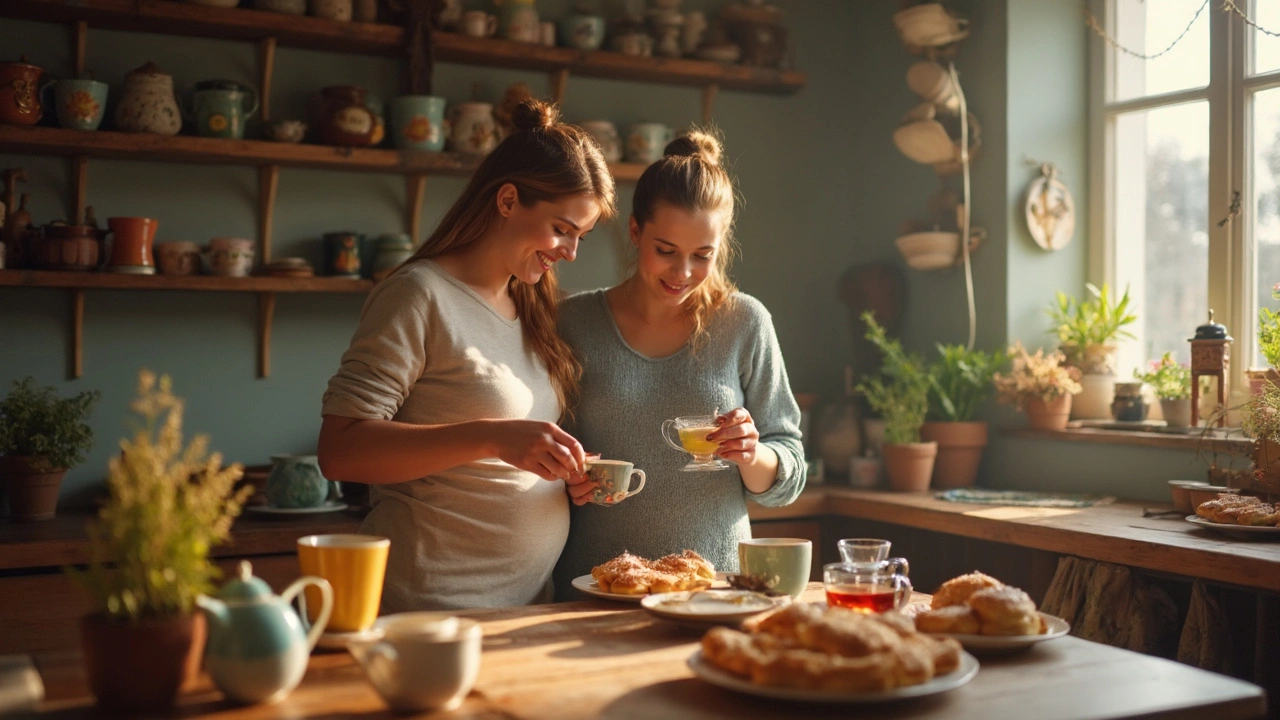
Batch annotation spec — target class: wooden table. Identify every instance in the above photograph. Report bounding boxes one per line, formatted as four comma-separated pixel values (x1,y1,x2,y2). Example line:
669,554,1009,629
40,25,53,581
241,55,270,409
27,586,1266,720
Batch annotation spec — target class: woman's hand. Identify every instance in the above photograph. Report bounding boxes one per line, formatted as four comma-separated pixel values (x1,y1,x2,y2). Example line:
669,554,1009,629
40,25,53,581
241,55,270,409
564,470,598,506
707,407,760,466
492,420,586,482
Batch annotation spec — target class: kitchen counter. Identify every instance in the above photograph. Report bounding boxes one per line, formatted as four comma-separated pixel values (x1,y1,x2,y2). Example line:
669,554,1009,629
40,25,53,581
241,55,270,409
26,585,1267,719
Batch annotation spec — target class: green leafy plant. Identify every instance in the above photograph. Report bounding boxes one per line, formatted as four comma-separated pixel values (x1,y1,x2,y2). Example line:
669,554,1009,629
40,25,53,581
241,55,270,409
993,344,1083,409
68,370,251,621
855,312,933,444
1259,283,1280,368
1045,283,1137,372
926,344,1008,422
1134,352,1191,400
0,377,101,472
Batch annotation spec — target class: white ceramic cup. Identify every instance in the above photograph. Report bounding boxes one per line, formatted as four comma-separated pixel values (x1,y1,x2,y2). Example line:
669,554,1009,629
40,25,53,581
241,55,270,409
460,10,497,38
348,613,481,712
206,237,255,277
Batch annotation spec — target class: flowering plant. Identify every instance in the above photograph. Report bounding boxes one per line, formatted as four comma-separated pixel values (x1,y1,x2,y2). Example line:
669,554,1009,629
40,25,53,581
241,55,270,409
1259,283,1280,369
67,370,251,621
1134,353,1191,400
1045,283,1136,373
993,344,1083,409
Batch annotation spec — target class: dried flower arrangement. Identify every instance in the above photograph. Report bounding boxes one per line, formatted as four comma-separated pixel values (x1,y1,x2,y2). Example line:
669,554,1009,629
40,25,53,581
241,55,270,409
993,343,1083,410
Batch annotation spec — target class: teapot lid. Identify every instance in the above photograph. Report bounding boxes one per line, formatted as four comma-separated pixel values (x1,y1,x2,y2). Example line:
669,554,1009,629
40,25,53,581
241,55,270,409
1191,309,1232,341
216,561,274,601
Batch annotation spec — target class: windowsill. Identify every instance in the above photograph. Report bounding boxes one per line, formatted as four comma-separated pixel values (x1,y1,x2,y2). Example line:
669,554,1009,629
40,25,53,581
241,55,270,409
1001,425,1252,453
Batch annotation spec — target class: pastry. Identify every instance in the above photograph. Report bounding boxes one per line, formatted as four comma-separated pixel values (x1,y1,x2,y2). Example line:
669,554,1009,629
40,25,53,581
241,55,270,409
589,549,715,595
967,586,1040,636
1234,503,1277,526
914,605,980,635
931,571,1004,609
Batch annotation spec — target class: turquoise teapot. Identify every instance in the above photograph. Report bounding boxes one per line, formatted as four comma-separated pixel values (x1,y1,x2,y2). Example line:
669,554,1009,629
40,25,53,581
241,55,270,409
196,561,333,704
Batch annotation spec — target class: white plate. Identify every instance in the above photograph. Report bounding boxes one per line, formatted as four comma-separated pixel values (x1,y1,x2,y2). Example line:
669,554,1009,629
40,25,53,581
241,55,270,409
687,648,979,703
570,573,724,603
641,590,786,626
244,501,349,516
924,612,1070,654
1186,514,1280,539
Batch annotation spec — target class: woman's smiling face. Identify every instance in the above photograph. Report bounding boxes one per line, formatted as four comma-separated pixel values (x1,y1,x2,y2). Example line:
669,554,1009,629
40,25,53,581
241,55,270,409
630,203,724,306
499,186,601,285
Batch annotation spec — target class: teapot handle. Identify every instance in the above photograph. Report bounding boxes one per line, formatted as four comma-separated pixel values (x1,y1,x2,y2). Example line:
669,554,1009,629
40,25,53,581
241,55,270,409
282,575,333,653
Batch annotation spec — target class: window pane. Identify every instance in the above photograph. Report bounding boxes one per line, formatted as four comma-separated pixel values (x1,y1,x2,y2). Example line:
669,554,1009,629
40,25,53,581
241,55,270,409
1251,0,1280,75
1252,87,1280,367
1111,0,1209,102
1113,102,1209,369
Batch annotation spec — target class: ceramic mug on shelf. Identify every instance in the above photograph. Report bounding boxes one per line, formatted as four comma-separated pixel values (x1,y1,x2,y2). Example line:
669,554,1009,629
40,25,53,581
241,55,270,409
626,123,673,164
51,78,107,131
155,241,201,276
310,0,353,21
206,237,255,277
459,10,497,38
0,56,48,126
104,216,158,274
559,13,605,49
191,79,259,140
390,95,446,152
498,0,540,43
447,102,499,155
578,120,621,163
323,231,363,277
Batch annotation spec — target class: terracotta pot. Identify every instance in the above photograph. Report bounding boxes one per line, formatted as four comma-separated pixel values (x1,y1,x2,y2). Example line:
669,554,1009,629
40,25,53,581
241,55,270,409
881,441,937,492
34,223,102,271
0,456,65,521
0,56,47,126
1024,394,1073,430
1160,397,1192,428
919,421,987,489
81,612,206,712
105,216,158,273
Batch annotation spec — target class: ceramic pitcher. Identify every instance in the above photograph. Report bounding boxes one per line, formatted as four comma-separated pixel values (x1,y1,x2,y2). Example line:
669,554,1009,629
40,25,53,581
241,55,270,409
115,62,182,136
197,561,333,705
191,80,259,140
0,56,47,126
447,102,498,155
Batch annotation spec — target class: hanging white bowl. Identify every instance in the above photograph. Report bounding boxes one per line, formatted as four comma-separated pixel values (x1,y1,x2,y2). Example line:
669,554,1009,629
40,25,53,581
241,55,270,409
895,231,961,270
892,119,954,165
893,3,971,48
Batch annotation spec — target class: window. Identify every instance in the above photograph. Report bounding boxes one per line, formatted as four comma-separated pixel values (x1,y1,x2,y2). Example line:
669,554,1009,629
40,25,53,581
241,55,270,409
1091,0,1279,391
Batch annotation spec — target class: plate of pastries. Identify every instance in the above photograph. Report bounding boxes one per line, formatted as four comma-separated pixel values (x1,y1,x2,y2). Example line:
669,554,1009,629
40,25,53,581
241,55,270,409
573,550,721,602
689,603,978,703
1188,493,1280,539
911,571,1070,653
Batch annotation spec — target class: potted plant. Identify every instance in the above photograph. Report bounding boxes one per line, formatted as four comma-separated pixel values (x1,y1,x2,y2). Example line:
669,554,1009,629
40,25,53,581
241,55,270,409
0,377,100,521
855,312,936,491
1249,283,1280,396
921,344,1007,488
994,344,1083,430
1242,380,1280,491
1045,283,1137,419
1135,352,1192,428
67,370,251,712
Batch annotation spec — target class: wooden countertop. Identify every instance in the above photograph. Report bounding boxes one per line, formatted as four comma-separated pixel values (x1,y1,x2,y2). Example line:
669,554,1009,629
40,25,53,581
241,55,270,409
27,586,1267,719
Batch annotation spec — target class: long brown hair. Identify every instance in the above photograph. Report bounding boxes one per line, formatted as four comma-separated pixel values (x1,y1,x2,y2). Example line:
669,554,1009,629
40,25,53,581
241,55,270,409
407,98,616,414
631,128,738,351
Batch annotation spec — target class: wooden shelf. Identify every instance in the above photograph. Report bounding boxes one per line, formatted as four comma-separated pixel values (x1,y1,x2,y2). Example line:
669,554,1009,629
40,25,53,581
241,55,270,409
0,269,374,293
0,0,805,94
1002,425,1251,454
0,124,649,181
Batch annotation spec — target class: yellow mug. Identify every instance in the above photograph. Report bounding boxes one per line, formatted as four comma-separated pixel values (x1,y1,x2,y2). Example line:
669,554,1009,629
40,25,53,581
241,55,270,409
296,534,390,633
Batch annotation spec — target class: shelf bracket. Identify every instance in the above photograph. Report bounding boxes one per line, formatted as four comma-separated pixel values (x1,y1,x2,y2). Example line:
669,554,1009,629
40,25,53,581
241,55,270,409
257,290,276,379
69,156,87,224
70,288,84,379
549,68,570,107
258,164,278,266
701,84,718,125
258,37,276,124
70,21,87,77
406,173,426,242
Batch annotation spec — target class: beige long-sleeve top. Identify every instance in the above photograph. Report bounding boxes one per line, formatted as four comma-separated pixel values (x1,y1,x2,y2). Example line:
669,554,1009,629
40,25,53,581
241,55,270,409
322,260,568,611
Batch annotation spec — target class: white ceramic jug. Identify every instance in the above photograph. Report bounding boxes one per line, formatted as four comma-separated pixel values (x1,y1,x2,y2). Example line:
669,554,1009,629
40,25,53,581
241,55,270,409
115,62,182,136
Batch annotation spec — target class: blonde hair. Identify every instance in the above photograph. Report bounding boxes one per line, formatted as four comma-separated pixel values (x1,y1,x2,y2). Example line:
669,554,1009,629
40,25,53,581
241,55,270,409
407,98,616,414
631,128,738,350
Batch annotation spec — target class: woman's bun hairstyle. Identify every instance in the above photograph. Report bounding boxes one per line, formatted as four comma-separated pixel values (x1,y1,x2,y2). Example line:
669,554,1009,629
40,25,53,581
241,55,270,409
663,130,722,167
511,98,560,132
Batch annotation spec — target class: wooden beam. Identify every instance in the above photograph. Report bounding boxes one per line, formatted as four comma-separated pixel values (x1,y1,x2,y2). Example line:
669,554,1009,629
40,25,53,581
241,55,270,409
257,36,275,124
257,164,278,266
257,290,275,378
70,288,83,379
69,156,87,224
405,173,426,241
70,21,87,76
549,68,569,106
701,83,718,125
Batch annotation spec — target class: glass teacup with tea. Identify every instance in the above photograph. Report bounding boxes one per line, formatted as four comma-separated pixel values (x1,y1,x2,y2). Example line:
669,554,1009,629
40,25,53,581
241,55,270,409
661,413,730,472
823,561,913,613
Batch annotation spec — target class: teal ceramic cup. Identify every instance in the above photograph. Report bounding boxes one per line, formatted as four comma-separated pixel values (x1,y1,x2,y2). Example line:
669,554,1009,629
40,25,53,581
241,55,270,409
560,14,605,50
625,122,674,164
585,459,646,506
192,80,259,139
265,454,336,509
737,538,813,599
390,95,447,151
51,78,108,130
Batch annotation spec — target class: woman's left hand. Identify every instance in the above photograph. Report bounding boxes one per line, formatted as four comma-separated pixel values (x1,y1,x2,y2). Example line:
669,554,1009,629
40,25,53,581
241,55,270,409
708,407,760,466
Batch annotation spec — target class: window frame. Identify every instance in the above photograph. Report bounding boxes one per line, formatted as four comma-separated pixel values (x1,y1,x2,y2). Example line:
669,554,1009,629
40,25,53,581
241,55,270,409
1087,0,1267,393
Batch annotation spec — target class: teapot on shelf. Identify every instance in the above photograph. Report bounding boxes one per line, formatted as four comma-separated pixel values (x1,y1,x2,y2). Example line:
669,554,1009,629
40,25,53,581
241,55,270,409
196,561,333,705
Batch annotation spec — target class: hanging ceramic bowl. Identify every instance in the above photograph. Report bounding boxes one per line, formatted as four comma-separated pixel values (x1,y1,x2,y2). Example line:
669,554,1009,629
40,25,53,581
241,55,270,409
892,116,954,165
892,3,970,49
906,60,960,113
895,229,984,271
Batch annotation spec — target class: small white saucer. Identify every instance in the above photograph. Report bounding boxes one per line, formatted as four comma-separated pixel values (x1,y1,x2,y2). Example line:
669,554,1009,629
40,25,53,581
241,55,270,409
315,626,384,650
